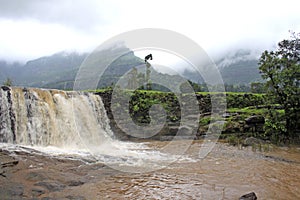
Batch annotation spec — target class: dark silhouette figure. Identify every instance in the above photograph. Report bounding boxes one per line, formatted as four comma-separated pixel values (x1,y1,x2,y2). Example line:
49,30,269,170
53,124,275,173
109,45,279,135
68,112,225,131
144,54,152,63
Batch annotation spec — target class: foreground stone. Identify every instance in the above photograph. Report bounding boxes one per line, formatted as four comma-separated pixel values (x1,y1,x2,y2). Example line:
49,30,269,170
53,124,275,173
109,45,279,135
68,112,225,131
239,192,257,200
244,137,266,146
34,181,66,192
0,183,24,199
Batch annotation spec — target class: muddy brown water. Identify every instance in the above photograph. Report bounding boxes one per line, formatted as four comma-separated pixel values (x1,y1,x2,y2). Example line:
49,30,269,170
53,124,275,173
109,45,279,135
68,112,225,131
1,141,300,200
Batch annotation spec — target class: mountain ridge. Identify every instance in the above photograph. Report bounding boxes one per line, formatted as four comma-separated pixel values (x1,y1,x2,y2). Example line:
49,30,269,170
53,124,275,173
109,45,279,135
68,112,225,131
0,48,263,89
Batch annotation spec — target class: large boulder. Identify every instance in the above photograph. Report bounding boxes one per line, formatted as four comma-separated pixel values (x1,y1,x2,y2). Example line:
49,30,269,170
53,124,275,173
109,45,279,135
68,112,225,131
244,137,265,146
239,192,257,200
1,85,11,91
245,115,265,125
245,115,265,132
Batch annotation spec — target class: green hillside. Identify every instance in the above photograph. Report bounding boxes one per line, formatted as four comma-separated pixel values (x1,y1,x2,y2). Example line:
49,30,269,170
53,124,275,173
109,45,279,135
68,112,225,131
1,48,263,89
0,46,144,90
220,59,262,84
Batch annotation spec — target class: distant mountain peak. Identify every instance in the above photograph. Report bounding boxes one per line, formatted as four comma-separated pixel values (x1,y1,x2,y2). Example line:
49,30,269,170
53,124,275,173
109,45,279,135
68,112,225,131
182,49,262,85
216,49,261,69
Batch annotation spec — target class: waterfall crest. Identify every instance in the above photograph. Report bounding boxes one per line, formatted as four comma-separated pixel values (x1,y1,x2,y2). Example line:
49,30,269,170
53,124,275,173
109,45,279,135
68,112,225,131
0,86,113,148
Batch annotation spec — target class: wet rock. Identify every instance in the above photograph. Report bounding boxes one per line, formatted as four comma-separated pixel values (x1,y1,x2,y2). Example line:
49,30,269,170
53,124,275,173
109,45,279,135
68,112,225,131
245,115,265,132
160,136,175,141
0,158,19,177
31,187,46,197
41,197,56,200
222,113,231,118
0,170,5,177
65,195,86,200
244,137,265,146
1,86,11,91
0,160,19,168
168,125,179,135
264,155,299,164
245,115,265,124
22,87,28,92
178,126,192,135
67,180,85,187
26,172,47,181
35,181,66,192
0,183,24,198
239,192,257,200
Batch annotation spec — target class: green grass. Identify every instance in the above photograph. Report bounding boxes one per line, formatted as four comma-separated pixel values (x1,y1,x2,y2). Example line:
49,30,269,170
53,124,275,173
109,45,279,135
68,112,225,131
91,88,265,96
196,91,265,95
92,88,263,94
87,88,110,93
199,117,211,126
228,106,284,115
227,107,267,115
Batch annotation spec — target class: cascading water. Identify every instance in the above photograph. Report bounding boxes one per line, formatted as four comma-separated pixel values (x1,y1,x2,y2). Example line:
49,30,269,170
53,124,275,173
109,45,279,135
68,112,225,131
0,86,113,148
0,86,190,173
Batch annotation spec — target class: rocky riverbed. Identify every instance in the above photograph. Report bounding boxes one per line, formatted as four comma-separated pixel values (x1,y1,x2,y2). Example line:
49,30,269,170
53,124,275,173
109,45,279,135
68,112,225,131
1,141,300,200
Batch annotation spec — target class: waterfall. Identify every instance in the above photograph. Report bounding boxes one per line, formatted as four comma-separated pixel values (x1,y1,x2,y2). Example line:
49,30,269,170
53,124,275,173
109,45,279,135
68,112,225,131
0,86,113,148
0,86,192,173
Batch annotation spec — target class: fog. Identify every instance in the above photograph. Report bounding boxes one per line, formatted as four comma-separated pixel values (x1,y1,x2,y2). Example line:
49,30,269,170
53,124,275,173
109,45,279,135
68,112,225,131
0,0,299,63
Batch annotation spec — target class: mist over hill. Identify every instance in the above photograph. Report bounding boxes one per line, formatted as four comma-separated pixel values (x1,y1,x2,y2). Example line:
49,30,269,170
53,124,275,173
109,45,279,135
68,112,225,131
216,49,262,84
0,52,87,89
0,47,262,90
182,49,262,85
0,45,144,90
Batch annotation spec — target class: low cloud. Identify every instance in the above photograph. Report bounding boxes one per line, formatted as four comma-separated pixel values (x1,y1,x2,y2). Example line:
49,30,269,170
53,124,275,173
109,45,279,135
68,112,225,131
0,0,300,62
0,0,117,32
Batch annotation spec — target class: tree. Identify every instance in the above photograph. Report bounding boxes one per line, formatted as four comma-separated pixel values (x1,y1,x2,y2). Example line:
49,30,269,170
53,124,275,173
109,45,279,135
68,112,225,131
250,82,266,93
259,31,300,139
3,78,13,86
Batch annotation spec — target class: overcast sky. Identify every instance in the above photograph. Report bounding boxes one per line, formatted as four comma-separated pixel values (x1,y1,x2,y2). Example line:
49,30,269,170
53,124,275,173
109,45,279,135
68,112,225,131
0,0,299,62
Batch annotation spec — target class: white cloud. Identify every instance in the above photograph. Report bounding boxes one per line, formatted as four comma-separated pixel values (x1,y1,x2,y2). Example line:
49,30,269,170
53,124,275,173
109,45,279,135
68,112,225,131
0,0,300,61
0,0,119,32
0,19,102,61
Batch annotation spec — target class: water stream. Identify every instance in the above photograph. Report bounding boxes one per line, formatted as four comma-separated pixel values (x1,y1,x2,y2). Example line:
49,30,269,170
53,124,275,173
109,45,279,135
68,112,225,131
1,87,299,199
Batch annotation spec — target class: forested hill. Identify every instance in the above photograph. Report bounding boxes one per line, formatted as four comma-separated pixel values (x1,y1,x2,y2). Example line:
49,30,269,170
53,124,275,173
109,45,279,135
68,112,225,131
0,52,87,89
219,59,261,84
183,49,262,85
0,46,144,90
0,48,262,89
